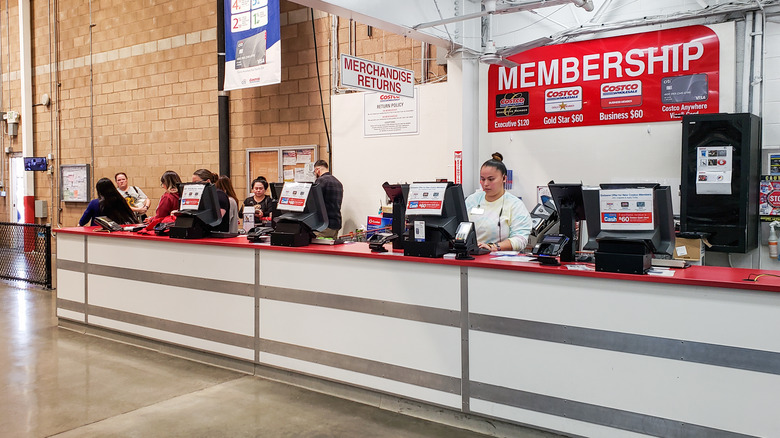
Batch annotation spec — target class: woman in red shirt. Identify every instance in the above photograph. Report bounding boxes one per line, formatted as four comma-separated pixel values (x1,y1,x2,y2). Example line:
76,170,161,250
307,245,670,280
145,170,182,223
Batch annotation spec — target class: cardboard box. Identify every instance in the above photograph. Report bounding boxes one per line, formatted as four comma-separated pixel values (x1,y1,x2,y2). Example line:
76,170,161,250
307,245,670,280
366,215,392,238
674,237,705,265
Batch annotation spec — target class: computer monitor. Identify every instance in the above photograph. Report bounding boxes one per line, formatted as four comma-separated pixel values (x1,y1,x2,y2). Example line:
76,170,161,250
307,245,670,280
584,183,676,274
169,182,222,239
403,182,470,258
271,182,328,246
548,181,586,262
24,157,48,171
269,182,284,200
586,183,675,256
382,182,409,251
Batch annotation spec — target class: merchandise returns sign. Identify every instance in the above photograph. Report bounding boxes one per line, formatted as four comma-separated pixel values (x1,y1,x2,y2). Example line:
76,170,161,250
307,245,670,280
341,55,415,98
488,25,720,132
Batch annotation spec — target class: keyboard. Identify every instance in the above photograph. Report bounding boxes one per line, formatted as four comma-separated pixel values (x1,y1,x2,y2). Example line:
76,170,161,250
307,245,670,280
470,247,491,256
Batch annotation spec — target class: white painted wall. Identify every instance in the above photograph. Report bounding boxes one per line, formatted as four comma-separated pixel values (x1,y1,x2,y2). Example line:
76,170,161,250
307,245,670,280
332,82,460,234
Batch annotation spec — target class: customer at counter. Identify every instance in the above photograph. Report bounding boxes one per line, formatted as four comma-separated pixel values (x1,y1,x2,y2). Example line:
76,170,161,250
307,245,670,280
244,177,276,223
115,172,150,220
144,170,182,224
313,160,343,239
79,178,138,226
216,175,240,234
191,169,230,232
465,153,532,252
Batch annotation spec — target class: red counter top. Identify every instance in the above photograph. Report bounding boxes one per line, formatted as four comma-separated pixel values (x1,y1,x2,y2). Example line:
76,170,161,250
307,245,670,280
55,226,780,293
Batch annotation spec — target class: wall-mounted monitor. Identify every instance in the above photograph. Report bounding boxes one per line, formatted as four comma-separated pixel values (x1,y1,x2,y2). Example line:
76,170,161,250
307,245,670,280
24,157,47,171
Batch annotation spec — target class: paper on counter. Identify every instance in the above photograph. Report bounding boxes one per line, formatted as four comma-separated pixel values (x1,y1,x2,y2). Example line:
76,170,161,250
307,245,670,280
647,268,675,277
491,255,536,262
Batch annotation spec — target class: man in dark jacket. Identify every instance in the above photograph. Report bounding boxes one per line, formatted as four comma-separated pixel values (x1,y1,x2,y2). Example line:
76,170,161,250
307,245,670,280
313,159,343,238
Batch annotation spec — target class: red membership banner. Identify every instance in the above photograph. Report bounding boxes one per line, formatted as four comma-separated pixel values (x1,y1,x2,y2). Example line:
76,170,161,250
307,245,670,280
488,25,720,132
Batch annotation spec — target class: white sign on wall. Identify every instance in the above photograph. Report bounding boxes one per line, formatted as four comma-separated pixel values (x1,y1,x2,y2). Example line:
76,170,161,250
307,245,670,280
364,89,419,137
341,54,414,98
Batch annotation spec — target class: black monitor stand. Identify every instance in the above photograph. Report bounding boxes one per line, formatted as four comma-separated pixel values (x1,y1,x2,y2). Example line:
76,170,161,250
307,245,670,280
270,221,311,247
170,214,209,239
558,205,576,263
390,198,406,251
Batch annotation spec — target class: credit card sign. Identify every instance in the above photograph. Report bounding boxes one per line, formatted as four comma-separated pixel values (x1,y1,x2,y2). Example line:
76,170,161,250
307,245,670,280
661,74,708,103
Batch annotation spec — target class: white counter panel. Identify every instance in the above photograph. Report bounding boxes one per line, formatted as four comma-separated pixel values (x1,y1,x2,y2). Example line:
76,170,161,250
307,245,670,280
470,331,780,438
469,267,780,353
87,237,254,284
56,233,84,262
56,308,85,322
260,352,462,409
260,299,461,377
88,316,254,361
56,270,84,302
470,399,651,438
89,275,254,336
259,251,461,310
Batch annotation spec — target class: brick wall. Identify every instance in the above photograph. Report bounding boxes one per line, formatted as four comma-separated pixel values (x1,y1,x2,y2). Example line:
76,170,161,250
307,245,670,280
0,0,446,227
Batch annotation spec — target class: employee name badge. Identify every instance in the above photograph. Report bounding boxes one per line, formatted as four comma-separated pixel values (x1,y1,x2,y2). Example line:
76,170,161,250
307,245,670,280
470,207,484,215
406,183,448,215
277,182,310,213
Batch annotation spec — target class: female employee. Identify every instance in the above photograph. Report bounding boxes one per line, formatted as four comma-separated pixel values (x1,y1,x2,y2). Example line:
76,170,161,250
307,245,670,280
243,177,276,223
465,153,532,252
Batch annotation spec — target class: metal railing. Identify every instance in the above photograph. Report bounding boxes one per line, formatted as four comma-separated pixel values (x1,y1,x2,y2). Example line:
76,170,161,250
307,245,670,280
0,222,52,288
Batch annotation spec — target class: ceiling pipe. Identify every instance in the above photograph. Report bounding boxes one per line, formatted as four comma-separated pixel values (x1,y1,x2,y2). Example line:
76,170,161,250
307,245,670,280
413,0,594,31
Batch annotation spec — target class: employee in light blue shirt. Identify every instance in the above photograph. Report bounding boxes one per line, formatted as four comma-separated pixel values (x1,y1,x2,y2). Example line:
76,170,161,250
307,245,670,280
465,153,532,252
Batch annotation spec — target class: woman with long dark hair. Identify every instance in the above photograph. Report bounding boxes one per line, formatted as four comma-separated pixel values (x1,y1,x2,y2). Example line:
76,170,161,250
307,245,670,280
215,175,240,233
79,178,138,226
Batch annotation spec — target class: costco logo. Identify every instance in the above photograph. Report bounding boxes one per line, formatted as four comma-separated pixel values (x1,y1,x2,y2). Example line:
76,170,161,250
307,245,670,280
544,86,582,113
600,80,642,108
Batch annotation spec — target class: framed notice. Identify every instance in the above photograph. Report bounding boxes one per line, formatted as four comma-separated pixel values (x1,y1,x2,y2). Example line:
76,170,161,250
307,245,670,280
364,89,419,137
60,164,90,203
759,175,780,221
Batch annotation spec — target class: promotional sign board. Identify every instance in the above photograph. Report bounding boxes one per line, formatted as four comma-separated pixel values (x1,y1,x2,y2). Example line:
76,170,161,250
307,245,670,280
488,25,720,132
180,184,205,210
277,182,310,213
406,183,448,215
223,0,281,91
760,175,780,221
599,188,655,230
341,54,415,98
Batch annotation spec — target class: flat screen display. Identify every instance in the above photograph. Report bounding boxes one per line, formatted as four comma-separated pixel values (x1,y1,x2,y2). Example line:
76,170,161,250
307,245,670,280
24,157,47,171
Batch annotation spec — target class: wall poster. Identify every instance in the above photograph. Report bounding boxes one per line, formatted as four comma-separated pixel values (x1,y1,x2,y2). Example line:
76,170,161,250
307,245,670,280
488,25,720,132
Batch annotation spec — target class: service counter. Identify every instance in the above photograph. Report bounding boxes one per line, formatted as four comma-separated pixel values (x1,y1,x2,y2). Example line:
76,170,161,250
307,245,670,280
55,227,780,438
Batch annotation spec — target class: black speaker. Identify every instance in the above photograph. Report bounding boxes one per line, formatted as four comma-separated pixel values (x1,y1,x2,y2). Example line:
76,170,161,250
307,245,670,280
680,113,761,253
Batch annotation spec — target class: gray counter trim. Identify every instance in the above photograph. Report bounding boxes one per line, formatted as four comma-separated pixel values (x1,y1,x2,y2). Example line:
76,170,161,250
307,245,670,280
57,298,86,313
58,259,86,273
260,285,461,327
471,381,754,438
88,304,255,350
259,338,461,395
459,267,470,413
471,313,780,376
57,260,254,297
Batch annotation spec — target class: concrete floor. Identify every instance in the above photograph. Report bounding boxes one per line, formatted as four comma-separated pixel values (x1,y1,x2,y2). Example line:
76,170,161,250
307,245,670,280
0,282,566,438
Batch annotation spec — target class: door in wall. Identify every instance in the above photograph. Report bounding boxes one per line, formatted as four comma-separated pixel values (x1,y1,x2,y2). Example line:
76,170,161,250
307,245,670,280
9,155,23,223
